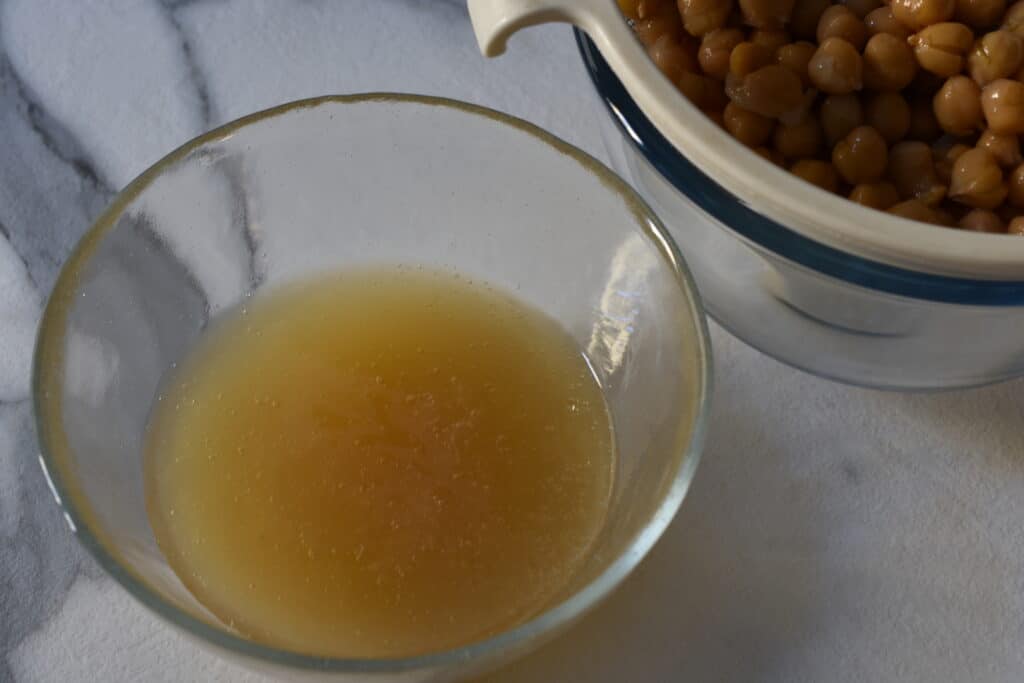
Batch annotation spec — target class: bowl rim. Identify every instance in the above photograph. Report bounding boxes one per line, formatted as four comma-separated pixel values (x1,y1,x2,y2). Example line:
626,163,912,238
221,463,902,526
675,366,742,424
568,15,1024,282
576,32,1024,306
32,93,713,673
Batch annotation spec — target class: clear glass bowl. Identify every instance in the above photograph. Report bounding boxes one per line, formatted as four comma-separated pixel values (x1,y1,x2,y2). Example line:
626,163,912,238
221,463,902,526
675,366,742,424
576,34,1024,391
32,94,711,681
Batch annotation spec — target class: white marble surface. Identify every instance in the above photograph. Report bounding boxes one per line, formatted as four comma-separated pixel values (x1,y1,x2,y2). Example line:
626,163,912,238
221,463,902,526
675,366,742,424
2,1,1024,681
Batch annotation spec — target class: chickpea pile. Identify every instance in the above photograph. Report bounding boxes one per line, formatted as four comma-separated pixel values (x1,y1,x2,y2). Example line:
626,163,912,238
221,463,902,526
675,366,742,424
620,0,1024,234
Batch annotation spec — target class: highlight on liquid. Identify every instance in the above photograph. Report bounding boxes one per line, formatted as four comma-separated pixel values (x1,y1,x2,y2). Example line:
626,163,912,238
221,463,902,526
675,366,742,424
145,267,616,658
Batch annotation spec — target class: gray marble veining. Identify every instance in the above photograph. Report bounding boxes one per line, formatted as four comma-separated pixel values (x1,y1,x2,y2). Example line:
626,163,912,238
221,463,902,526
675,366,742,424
2,1,1024,682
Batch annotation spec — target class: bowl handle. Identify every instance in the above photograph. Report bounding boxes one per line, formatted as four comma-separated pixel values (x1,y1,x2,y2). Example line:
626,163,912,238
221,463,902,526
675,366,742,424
466,0,699,154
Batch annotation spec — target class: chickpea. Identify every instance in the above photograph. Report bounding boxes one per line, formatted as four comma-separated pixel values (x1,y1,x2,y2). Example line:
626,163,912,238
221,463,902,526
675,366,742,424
955,0,1006,27
866,91,912,141
648,34,699,83
863,33,919,89
635,16,684,46
776,41,818,85
933,140,972,181
724,101,777,144
959,208,1006,229
791,159,842,190
909,94,944,137
774,116,825,156
677,0,733,36
1007,161,1024,205
619,0,644,20
842,0,884,19
752,28,793,52
888,198,952,223
833,125,890,182
888,140,948,203
1008,215,1024,232
821,93,866,144
978,128,1023,165
730,41,775,76
909,22,976,76
865,6,913,38
1003,0,1024,37
726,65,806,116
817,5,870,48
933,75,984,133
849,181,902,207
755,145,788,164
638,0,678,18
949,147,1008,206
791,0,833,37
808,37,864,93
739,0,797,28
679,71,731,109
981,78,1024,132
967,29,1024,84
699,28,746,79
891,0,956,30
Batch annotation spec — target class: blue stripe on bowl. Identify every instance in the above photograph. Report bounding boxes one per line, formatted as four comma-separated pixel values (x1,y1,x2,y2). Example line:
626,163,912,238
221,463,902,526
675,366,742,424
575,30,1024,306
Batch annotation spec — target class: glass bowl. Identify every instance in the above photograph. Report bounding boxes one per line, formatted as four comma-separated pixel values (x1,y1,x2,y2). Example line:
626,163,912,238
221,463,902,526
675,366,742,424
468,0,1024,390
32,94,711,681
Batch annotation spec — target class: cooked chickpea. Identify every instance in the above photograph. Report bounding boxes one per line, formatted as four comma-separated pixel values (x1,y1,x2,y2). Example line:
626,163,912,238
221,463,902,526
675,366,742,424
791,159,842,190
821,93,866,143
808,37,864,92
739,0,798,28
638,0,677,18
1007,161,1024,205
909,22,975,76
753,28,793,52
949,147,1008,206
891,0,956,30
755,145,788,164
678,71,731,109
620,0,643,19
635,16,683,46
959,207,1006,229
1003,0,1024,37
648,34,699,83
849,181,902,207
724,101,778,144
1008,215,1024,232
978,128,1023,165
888,140,948,203
699,28,746,78
981,78,1024,132
792,0,834,37
774,116,826,155
863,32,919,89
933,75,984,133
967,29,1024,84
866,91,912,141
677,0,733,36
933,140,972,181
726,64,806,116
865,6,913,37
842,0,884,18
833,125,890,181
909,94,944,137
776,41,818,84
888,198,952,223
817,5,869,48
955,0,1006,27
730,41,775,76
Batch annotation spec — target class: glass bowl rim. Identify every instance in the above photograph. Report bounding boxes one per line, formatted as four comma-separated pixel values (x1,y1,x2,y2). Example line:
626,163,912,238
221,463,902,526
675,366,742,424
32,93,712,673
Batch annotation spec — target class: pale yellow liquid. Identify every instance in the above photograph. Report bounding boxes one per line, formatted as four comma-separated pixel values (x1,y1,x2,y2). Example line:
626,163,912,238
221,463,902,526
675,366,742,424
145,268,615,658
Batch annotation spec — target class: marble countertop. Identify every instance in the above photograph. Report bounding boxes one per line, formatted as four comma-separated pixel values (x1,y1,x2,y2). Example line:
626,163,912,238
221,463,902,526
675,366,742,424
2,1,1024,681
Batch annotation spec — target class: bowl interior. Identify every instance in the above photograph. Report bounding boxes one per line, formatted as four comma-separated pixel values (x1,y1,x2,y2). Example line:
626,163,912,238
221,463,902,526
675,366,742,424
34,95,710,676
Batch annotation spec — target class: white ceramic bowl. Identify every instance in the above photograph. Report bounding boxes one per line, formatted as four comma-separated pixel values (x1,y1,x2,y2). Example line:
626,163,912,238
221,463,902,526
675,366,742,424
471,0,1024,389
